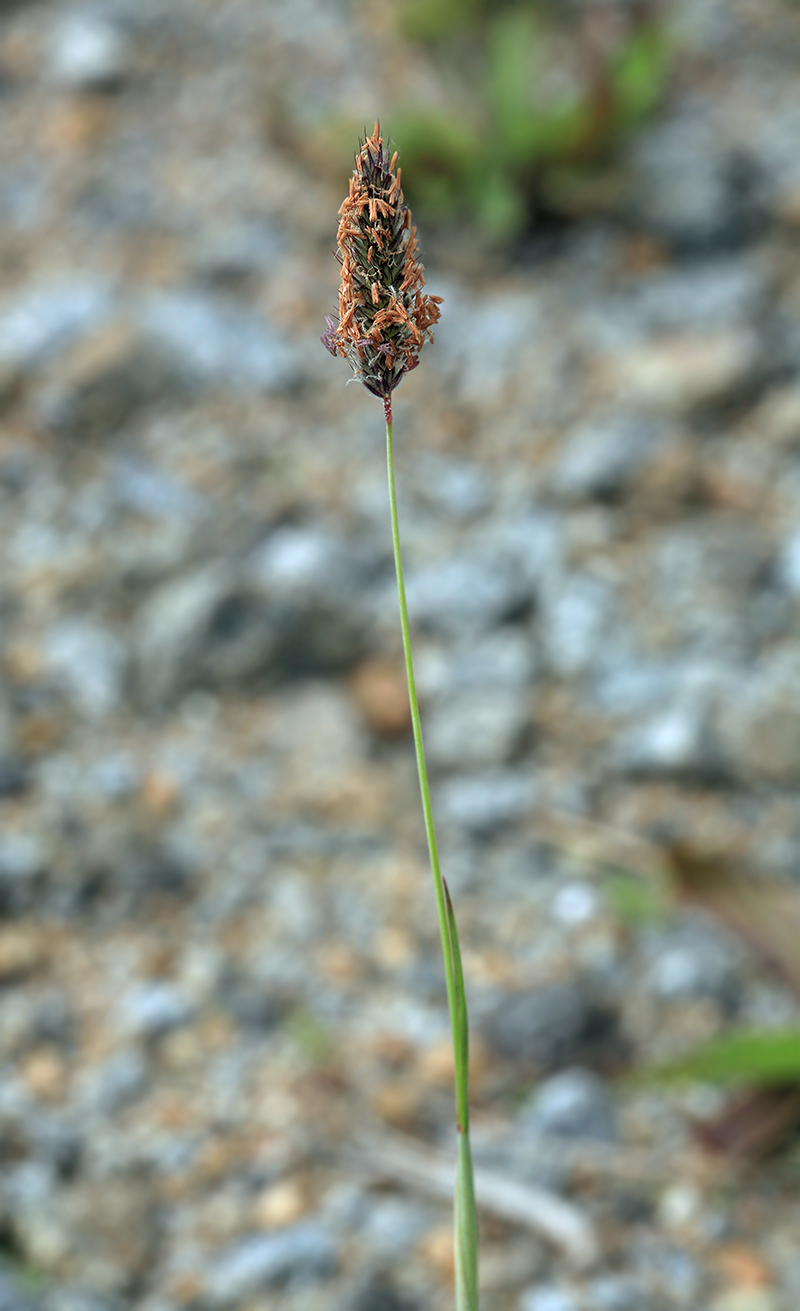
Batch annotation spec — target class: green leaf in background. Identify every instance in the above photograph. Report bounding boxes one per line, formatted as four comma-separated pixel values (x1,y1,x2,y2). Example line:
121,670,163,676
640,1029,800,1088
611,23,673,129
399,0,482,44
286,1007,331,1063
381,0,676,239
485,7,542,161
603,868,669,927
471,166,527,238
389,110,483,217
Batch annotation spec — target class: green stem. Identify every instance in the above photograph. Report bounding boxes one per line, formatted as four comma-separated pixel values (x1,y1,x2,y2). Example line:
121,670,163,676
385,404,478,1309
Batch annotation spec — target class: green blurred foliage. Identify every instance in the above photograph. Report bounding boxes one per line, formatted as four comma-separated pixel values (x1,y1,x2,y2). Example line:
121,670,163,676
392,0,673,238
638,1029,800,1089
285,1007,332,1064
603,867,669,927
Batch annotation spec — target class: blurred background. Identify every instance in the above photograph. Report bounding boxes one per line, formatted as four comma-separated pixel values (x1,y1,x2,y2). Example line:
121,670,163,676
2,0,800,1309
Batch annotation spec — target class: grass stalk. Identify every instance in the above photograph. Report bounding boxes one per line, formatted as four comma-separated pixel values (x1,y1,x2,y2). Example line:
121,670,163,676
385,400,479,1310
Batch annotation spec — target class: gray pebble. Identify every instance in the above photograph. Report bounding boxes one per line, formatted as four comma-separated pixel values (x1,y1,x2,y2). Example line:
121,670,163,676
646,922,743,1010
360,1197,433,1259
120,984,192,1041
47,16,129,91
343,1275,420,1311
551,414,664,502
425,689,529,770
44,618,126,718
519,1067,617,1142
540,575,615,678
439,770,537,835
626,257,767,334
714,651,800,783
629,109,763,248
134,564,276,707
407,556,528,637
84,1049,150,1114
587,1273,647,1310
205,1223,337,1303
0,281,113,377
137,292,299,394
519,1285,578,1311
135,549,370,707
482,981,622,1072
0,836,46,916
614,703,716,779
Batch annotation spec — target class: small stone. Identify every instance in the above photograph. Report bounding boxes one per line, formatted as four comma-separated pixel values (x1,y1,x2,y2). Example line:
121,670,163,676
0,835,45,917
205,1224,337,1303
416,454,492,520
134,565,275,707
627,257,767,334
586,1274,647,1310
540,575,614,679
85,1049,150,1114
406,556,529,637
482,981,622,1072
44,618,126,718
551,882,599,927
135,550,369,707
715,653,800,784
349,658,410,736
418,629,535,700
629,111,764,249
120,983,192,1041
21,1047,69,1103
519,1285,578,1311
438,290,544,408
425,689,529,770
778,527,800,595
35,321,176,437
551,414,664,501
110,455,205,521
0,280,112,379
14,1179,155,1294
48,16,129,91
658,1182,702,1232
615,704,716,779
137,292,299,394
418,1223,454,1280
362,1197,432,1259
0,926,45,982
439,771,537,835
710,1293,776,1311
613,332,758,416
45,1292,122,1311
342,1274,420,1311
253,1179,307,1230
0,756,28,799
647,922,742,1009
519,1068,617,1142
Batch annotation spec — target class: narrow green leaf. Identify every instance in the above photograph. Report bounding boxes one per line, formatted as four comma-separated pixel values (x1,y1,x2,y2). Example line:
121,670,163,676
455,1130,479,1311
638,1029,800,1088
444,877,470,1122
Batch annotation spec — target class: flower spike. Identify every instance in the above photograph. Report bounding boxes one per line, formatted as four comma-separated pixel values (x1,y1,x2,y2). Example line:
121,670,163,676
321,123,442,400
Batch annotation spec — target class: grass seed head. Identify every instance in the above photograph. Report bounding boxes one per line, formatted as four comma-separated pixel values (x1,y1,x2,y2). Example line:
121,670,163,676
321,123,442,400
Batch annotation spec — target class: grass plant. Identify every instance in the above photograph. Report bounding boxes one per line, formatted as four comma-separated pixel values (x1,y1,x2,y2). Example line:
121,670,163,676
322,124,478,1310
392,0,673,237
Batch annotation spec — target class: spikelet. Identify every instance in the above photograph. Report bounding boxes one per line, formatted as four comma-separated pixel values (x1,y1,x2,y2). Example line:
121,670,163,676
321,123,442,400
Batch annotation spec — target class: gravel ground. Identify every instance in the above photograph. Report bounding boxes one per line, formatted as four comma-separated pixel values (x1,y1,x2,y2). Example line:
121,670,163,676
1,2,800,1309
